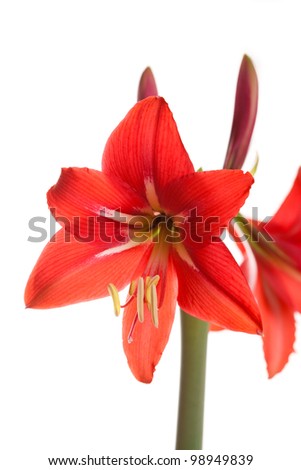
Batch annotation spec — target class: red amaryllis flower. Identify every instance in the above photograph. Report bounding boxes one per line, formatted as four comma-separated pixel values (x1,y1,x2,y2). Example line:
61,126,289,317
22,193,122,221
233,168,301,377
25,96,261,383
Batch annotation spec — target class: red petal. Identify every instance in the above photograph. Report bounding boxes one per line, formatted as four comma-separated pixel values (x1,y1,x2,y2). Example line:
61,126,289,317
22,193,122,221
48,167,149,218
259,261,301,313
266,168,301,240
137,67,158,100
102,97,194,201
47,167,150,243
224,55,258,169
122,256,178,383
271,238,301,271
255,271,295,378
236,236,298,375
173,241,262,334
159,170,254,243
25,229,149,309
210,324,224,331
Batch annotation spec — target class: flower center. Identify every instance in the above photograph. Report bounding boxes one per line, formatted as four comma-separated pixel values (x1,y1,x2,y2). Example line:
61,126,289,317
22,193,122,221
130,211,182,248
105,205,179,343
151,213,166,229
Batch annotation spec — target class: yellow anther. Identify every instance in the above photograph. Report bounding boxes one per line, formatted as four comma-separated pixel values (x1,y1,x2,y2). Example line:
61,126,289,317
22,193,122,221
137,277,145,323
107,283,121,317
144,276,151,306
149,275,160,287
129,280,136,296
145,289,151,306
145,275,160,305
150,283,159,328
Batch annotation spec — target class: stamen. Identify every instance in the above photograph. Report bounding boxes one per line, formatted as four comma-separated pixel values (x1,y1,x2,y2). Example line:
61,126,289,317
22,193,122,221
145,275,160,305
137,277,145,323
129,280,136,296
144,276,151,307
107,283,120,316
149,274,160,287
150,283,159,328
120,296,134,309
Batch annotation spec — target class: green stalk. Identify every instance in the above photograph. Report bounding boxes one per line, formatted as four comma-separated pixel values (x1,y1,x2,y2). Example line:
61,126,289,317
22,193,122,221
176,310,209,450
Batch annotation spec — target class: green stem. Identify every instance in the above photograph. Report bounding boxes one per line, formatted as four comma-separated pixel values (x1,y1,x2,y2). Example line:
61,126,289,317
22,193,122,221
176,310,209,450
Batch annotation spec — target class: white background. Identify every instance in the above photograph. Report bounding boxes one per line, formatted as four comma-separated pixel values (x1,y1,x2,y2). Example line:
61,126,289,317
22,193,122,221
1,1,301,468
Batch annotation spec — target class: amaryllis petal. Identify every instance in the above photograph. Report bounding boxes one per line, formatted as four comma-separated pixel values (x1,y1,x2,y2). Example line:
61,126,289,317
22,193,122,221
47,167,150,243
269,237,301,271
122,257,178,383
159,170,253,242
210,324,223,332
266,168,301,239
137,67,158,101
224,55,258,169
102,97,194,202
25,229,149,309
255,271,295,378
260,262,301,313
235,208,301,376
48,167,149,219
173,241,262,333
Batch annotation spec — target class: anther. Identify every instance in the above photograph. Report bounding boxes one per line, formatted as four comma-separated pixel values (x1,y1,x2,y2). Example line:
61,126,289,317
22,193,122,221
150,283,159,328
148,275,160,287
137,277,145,323
107,283,120,316
145,275,160,305
129,280,136,296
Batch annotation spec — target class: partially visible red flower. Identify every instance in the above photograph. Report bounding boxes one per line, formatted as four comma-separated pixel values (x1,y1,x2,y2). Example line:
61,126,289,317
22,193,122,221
233,168,301,377
25,97,261,383
223,55,258,170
